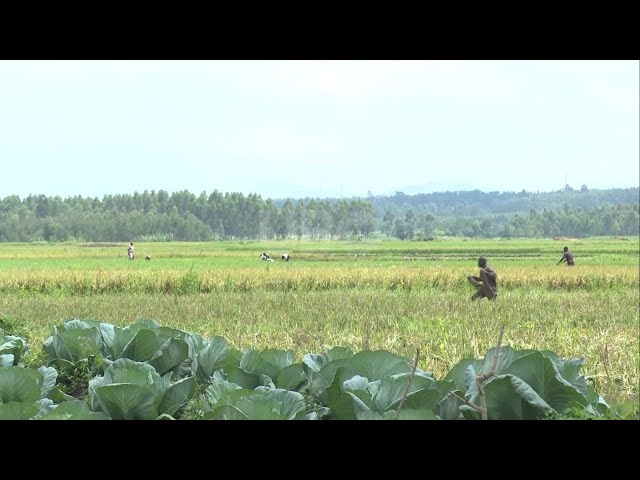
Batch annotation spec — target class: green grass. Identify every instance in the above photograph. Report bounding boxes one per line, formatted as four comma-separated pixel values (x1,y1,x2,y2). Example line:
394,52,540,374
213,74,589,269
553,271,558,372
0,236,637,268
0,236,637,407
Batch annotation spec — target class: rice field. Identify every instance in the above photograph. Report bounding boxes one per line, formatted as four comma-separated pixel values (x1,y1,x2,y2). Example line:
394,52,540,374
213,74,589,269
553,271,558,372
0,236,638,407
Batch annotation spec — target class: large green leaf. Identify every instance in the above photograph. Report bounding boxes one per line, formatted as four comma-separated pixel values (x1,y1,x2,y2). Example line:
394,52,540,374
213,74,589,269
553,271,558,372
90,359,166,413
157,326,189,341
58,326,103,361
204,374,242,405
0,354,14,368
98,323,115,356
478,346,537,377
342,391,374,419
0,401,39,419
0,333,26,364
212,388,261,407
307,358,352,403
459,404,481,420
445,358,483,392
318,351,413,411
48,385,76,403
481,376,526,420
373,372,438,413
256,388,307,419
326,367,355,412
395,408,438,420
37,365,58,398
483,375,555,420
119,329,165,362
158,376,196,417
109,321,160,359
302,346,354,374
346,350,412,382
40,412,109,420
356,410,396,420
110,326,135,359
363,405,440,419
225,366,260,390
103,358,161,386
196,336,228,380
0,367,42,403
585,384,609,416
259,349,295,371
275,363,307,391
64,319,101,330
446,346,535,391
305,407,331,420
239,349,279,379
325,368,372,419
216,348,241,372
94,383,158,420
45,328,72,361
342,374,371,393
49,400,91,415
48,358,74,371
258,374,275,389
431,379,458,397
88,376,106,412
398,388,441,413
134,319,162,330
366,380,381,398
171,358,193,380
34,398,57,418
435,391,465,420
183,333,206,373
42,335,56,362
212,389,307,420
540,351,587,395
211,404,268,420
150,374,172,408
557,359,587,396
149,338,189,376
505,352,587,413
464,365,480,405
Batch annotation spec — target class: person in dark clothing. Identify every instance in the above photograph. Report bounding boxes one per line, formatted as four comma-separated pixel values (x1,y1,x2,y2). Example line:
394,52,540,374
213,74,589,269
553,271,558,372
468,256,498,301
557,246,575,266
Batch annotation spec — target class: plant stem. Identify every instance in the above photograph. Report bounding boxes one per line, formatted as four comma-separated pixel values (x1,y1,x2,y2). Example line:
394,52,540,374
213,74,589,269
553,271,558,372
395,348,420,420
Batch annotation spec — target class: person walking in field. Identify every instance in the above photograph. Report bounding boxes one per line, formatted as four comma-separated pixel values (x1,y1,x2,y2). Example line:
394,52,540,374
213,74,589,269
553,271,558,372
467,256,497,301
128,242,135,260
557,246,575,266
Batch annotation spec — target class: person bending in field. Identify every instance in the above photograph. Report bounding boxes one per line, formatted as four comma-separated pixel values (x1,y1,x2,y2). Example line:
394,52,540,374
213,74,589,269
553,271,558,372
128,242,135,260
467,256,497,301
557,246,575,266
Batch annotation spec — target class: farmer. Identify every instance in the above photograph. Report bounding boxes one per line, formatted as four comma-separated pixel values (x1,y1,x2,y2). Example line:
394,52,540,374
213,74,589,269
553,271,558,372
557,246,575,266
467,256,497,301
260,252,274,262
128,242,135,260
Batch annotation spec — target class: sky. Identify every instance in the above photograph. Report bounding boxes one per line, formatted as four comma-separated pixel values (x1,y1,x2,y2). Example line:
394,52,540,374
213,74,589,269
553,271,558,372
0,60,638,200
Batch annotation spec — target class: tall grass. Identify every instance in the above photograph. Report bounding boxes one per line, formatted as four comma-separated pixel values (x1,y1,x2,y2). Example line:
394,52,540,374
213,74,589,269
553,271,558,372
0,265,637,294
2,287,637,406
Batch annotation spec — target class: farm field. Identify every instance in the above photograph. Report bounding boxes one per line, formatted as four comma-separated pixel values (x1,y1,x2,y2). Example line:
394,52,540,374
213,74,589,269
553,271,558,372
1,236,638,414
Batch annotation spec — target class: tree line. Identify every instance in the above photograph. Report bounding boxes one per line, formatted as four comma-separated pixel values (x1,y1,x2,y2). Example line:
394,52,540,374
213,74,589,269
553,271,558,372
0,187,637,242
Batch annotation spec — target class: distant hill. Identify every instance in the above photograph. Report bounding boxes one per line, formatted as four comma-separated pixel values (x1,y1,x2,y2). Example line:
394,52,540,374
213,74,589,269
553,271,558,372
276,187,639,216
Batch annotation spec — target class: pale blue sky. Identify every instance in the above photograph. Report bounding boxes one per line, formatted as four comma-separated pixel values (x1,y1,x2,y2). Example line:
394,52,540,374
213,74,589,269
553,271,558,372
0,60,637,199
